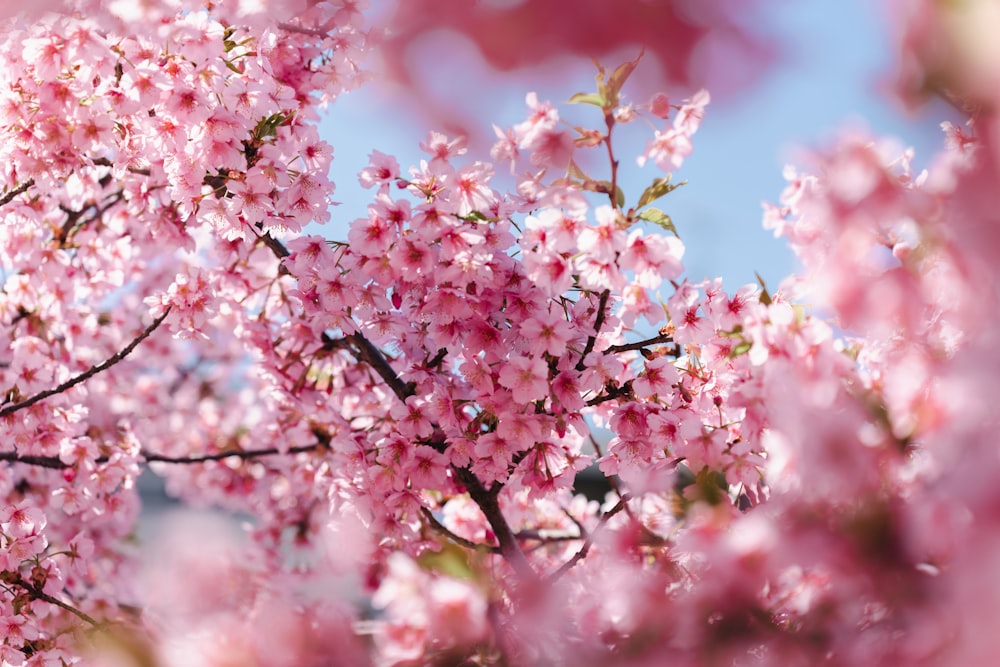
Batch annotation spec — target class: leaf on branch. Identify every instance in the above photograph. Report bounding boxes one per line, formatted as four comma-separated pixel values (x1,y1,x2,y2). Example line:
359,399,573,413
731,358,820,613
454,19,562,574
755,271,772,306
593,51,644,111
418,539,479,581
637,176,685,209
568,92,606,108
457,210,494,224
729,340,753,358
567,160,592,184
252,111,293,142
638,207,677,236
587,180,625,208
606,50,644,108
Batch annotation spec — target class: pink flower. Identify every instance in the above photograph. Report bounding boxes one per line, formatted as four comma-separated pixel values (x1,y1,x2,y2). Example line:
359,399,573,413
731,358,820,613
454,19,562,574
619,229,685,287
578,206,626,263
358,149,400,190
497,354,549,402
519,308,575,356
523,246,573,296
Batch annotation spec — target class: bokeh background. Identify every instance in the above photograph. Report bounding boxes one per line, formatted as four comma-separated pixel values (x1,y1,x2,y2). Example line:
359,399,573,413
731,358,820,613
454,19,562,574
320,0,957,292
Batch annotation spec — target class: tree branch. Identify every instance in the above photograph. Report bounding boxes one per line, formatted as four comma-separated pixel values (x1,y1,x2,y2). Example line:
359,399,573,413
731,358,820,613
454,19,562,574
586,380,633,407
0,442,329,470
452,466,537,582
0,179,34,208
605,332,673,355
346,333,415,402
0,309,171,419
257,225,537,582
9,575,100,627
88,156,151,176
575,289,611,371
547,493,630,583
421,507,500,554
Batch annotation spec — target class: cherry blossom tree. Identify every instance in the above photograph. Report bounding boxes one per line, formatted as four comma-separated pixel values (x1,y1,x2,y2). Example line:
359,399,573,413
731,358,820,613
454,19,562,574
0,0,998,665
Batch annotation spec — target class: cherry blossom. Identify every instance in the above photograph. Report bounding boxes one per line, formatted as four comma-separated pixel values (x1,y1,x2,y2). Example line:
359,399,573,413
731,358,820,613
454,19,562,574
2,1,1000,665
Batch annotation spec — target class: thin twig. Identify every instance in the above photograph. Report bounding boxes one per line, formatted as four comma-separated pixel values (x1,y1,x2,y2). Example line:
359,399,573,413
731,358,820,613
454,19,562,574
0,442,329,470
605,332,673,355
0,453,71,469
143,442,327,465
0,309,171,419
585,380,634,407
421,507,500,554
452,466,538,583
547,493,631,583
0,179,34,208
603,109,620,209
575,289,611,371
347,333,415,402
88,156,151,176
12,575,100,627
515,529,582,543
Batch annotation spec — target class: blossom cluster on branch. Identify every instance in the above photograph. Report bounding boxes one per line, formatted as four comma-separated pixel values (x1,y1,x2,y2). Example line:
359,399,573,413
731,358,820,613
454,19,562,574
0,0,999,665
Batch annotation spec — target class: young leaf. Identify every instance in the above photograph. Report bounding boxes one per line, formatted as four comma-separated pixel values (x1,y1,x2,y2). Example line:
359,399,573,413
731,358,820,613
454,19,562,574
594,180,625,208
755,271,772,306
637,176,685,209
606,50,644,108
730,340,753,358
568,92,606,107
567,160,591,182
638,207,678,236
417,542,478,581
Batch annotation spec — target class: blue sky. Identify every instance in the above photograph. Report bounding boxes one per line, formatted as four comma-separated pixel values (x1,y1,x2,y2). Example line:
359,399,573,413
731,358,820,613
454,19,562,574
318,0,955,293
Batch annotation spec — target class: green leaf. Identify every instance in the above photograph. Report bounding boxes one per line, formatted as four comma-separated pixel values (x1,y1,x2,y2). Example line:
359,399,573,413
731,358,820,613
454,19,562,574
636,176,685,209
755,271,772,306
253,111,293,141
593,60,609,105
605,51,644,108
612,185,626,209
458,210,495,224
638,207,677,236
417,542,477,581
567,160,591,182
568,92,606,107
730,341,753,358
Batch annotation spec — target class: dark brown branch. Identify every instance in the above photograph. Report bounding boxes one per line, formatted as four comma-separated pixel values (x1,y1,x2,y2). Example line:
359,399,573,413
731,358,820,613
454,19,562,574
143,442,327,465
0,442,329,470
0,179,34,208
346,333,415,402
452,466,537,582
249,223,293,276
547,493,631,583
11,575,100,627
605,332,673,355
88,156,151,176
515,528,582,543
421,507,500,554
0,309,171,419
575,289,611,371
586,380,633,407
58,190,126,246
0,453,70,469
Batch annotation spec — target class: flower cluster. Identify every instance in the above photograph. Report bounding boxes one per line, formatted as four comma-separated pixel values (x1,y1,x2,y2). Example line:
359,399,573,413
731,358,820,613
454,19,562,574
1,0,1000,666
